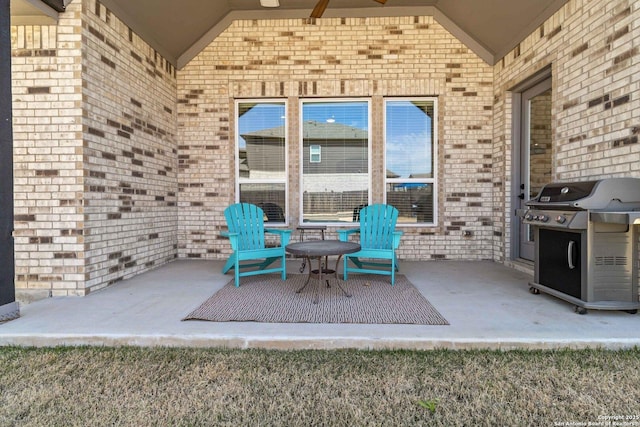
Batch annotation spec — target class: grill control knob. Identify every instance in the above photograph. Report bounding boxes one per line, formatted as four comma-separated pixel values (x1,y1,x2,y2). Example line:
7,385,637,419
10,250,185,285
539,215,549,222
555,215,567,224
525,214,534,221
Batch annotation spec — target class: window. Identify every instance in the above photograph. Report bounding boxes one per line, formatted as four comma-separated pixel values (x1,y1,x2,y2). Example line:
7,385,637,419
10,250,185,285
301,100,370,224
384,98,437,225
235,100,287,223
309,145,321,163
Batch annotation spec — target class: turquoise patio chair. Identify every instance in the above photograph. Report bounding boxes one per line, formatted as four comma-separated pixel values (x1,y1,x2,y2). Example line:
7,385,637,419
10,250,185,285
337,204,403,285
221,203,292,287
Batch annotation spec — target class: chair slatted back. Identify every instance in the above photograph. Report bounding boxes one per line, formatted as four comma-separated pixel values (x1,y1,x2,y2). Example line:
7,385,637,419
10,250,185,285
359,204,399,250
224,203,266,250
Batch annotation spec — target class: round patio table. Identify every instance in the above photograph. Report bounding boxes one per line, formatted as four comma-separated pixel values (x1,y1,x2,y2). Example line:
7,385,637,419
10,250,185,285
285,240,360,304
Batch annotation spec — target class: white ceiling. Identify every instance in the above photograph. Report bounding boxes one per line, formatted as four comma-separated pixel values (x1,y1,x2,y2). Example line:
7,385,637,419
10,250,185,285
11,0,568,68
10,0,59,24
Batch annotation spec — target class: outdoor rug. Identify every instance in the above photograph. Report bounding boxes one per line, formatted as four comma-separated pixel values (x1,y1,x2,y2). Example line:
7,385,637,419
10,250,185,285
183,274,449,325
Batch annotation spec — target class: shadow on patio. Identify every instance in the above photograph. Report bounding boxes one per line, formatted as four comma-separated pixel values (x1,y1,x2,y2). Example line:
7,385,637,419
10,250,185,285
1,260,640,350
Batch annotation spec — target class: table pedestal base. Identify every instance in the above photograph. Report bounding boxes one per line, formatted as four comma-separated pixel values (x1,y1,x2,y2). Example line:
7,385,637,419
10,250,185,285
296,255,351,304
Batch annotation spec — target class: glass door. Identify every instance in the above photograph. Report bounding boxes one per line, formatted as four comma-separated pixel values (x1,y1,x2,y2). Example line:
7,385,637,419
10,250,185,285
518,78,552,261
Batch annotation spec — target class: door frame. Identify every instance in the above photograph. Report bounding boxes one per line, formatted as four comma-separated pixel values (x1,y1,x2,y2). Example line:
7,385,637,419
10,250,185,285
509,66,552,261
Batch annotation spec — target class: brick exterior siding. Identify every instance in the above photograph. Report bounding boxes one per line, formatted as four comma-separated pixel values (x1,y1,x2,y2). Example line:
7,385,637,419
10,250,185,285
11,0,178,298
177,16,495,263
493,0,640,263
9,0,640,299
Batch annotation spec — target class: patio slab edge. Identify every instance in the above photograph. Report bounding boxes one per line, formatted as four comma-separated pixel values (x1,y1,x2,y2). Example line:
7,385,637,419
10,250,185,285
1,333,640,351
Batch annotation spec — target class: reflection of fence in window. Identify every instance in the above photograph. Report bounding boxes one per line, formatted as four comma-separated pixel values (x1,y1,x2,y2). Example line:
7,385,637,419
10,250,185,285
240,189,286,222
303,190,367,222
387,184,433,223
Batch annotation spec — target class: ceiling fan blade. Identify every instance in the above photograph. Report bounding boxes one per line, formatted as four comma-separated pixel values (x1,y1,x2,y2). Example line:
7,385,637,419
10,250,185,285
373,0,388,3
310,0,330,18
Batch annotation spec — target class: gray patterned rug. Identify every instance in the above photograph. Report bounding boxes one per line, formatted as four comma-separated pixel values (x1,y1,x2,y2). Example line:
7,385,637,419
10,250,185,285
183,274,449,325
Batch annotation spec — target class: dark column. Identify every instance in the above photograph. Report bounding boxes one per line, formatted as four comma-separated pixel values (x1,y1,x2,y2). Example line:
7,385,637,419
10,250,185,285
0,0,19,321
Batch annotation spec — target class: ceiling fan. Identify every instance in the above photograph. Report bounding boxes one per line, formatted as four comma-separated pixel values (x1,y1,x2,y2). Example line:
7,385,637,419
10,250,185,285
259,0,388,19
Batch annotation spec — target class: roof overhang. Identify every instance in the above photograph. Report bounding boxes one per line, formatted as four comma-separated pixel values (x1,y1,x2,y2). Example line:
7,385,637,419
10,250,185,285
10,0,68,25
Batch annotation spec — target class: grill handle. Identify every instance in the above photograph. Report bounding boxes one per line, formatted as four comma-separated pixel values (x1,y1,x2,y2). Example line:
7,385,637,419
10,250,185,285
567,240,576,270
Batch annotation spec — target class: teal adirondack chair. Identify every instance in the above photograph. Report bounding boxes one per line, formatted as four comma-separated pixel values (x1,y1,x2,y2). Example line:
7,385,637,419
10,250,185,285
221,203,292,287
337,204,403,285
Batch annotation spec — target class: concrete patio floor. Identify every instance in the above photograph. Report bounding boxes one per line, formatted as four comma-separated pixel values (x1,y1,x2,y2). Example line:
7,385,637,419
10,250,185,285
1,259,640,350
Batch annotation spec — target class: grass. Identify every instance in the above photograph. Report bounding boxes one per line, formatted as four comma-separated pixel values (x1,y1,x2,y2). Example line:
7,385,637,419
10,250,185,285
1,346,639,426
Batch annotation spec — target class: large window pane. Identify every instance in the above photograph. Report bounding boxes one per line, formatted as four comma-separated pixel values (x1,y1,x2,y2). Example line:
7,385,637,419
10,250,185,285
236,101,287,223
301,100,369,223
386,183,434,223
385,99,437,225
238,183,286,222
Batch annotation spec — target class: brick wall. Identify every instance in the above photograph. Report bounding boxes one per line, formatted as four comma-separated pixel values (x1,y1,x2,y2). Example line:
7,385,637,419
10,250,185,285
82,0,178,291
177,16,495,262
11,3,85,299
11,0,178,298
493,0,640,262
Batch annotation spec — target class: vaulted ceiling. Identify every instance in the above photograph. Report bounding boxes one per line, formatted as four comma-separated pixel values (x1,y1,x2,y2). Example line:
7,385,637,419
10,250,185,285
11,0,568,68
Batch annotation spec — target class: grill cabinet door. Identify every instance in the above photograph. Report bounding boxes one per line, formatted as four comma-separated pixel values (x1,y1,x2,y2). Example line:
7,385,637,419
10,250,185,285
537,228,582,299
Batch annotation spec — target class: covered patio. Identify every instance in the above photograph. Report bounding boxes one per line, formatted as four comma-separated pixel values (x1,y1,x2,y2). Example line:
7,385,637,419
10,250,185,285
2,0,639,336
2,259,640,350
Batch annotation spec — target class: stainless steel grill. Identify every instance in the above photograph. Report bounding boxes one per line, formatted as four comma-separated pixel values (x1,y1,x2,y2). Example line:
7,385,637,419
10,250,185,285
519,178,640,314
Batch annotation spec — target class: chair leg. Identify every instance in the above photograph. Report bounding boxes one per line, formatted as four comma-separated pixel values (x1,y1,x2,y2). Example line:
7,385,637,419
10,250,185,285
234,257,240,287
281,254,286,281
390,260,395,286
222,254,236,274
343,255,349,280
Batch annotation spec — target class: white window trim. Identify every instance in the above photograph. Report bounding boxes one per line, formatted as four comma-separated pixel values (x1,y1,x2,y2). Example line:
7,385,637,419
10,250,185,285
383,97,438,227
234,98,289,225
298,98,372,226
309,144,321,163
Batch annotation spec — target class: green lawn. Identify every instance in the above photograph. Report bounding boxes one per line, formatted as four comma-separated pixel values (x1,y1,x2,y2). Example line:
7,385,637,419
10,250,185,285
1,347,639,426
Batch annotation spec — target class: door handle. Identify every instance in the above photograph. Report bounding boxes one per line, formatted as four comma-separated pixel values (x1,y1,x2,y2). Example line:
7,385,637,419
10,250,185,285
567,240,576,270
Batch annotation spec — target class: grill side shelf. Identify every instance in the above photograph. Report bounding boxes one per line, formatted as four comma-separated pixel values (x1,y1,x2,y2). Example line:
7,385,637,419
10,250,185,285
590,212,640,225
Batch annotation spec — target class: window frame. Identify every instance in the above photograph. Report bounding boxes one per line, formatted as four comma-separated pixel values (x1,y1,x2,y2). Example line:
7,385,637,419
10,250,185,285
298,98,372,226
234,98,288,225
383,97,438,227
309,144,322,163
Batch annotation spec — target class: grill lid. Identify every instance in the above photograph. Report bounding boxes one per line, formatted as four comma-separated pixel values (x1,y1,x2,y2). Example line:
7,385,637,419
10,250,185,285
535,181,598,204
526,178,640,210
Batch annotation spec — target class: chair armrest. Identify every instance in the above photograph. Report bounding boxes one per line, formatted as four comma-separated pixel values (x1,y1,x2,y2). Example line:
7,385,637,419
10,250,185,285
220,231,239,250
392,230,403,248
337,228,360,241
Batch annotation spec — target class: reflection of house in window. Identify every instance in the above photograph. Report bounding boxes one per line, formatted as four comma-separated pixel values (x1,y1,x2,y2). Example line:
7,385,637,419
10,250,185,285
238,149,249,178
240,125,285,180
302,120,368,174
301,120,369,222
238,116,286,220
310,145,321,163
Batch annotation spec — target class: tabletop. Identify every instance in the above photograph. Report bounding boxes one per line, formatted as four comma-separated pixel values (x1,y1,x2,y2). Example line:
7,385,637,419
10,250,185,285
285,240,360,257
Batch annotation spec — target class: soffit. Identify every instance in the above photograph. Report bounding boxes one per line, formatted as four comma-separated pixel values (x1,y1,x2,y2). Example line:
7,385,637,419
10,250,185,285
11,0,568,67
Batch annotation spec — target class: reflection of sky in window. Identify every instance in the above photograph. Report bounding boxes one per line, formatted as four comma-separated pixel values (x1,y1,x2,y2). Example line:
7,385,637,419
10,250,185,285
237,101,432,178
386,101,432,178
238,103,286,148
302,102,368,129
